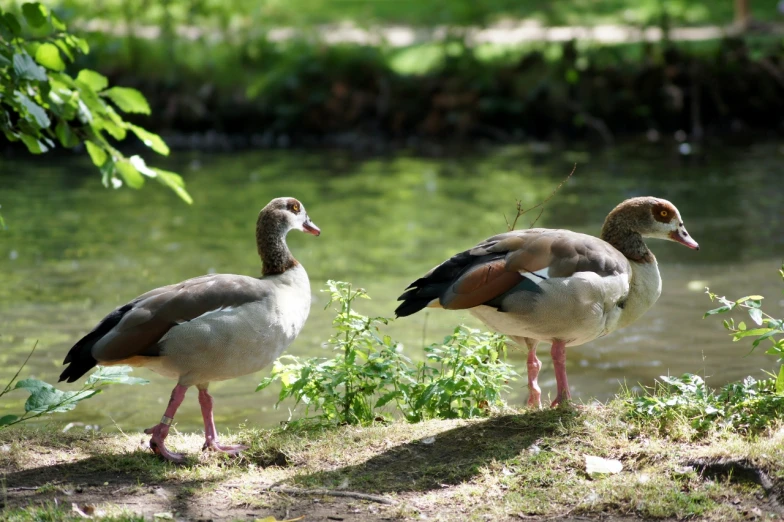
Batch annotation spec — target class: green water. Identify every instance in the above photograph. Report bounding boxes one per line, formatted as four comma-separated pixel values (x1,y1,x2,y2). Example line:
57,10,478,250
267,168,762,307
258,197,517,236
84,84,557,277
1,142,783,433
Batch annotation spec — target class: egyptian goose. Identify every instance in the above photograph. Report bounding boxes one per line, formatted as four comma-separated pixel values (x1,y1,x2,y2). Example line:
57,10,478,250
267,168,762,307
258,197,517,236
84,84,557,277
396,197,698,408
59,197,320,462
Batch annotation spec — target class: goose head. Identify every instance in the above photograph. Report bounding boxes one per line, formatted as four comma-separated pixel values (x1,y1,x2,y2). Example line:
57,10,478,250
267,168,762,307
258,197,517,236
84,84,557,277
260,197,321,237
638,197,698,250
601,197,699,256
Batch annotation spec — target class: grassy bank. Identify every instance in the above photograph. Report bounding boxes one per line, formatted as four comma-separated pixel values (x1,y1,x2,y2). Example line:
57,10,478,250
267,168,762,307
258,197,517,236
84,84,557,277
3,400,783,521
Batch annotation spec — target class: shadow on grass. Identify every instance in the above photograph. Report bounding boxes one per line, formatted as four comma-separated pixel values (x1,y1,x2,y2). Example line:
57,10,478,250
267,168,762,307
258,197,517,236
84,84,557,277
293,408,581,493
2,449,224,517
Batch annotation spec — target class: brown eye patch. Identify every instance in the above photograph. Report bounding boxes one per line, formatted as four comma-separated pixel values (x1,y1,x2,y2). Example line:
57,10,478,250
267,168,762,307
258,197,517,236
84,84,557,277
652,202,676,223
286,199,301,213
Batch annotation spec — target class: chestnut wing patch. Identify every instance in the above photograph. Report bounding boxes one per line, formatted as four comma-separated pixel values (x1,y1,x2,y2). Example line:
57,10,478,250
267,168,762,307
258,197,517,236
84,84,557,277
440,259,524,310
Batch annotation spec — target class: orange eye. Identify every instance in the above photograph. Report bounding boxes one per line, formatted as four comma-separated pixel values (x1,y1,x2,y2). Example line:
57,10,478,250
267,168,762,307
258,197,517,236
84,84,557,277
292,203,300,213
660,210,668,217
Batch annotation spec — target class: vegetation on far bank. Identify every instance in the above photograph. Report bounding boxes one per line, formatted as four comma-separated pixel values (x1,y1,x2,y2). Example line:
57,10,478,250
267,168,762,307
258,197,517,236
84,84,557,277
52,32,784,146
2,1,783,149
34,0,784,32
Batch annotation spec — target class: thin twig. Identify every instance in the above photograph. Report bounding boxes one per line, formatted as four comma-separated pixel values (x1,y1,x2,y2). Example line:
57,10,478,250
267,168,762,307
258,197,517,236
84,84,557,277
505,165,577,231
264,485,395,505
6,486,41,491
1,341,38,398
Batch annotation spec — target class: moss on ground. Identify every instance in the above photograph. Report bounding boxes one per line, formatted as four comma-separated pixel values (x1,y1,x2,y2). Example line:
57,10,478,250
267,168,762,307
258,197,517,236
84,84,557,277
1,401,782,521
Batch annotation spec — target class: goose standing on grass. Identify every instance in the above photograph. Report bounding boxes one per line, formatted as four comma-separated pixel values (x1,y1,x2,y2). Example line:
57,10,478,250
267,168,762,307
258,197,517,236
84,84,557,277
59,197,320,463
395,197,699,408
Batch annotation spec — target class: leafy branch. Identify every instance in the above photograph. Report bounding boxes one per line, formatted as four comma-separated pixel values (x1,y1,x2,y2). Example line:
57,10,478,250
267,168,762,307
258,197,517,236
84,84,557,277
704,263,784,393
0,2,191,204
0,342,149,429
504,163,576,231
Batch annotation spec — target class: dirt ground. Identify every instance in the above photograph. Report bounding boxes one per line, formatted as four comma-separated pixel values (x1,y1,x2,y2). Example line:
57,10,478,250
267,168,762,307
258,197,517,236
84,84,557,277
3,411,783,521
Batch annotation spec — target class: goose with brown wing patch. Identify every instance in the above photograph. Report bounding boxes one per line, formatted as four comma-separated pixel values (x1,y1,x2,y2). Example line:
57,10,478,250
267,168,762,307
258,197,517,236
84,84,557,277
396,197,698,408
60,197,320,463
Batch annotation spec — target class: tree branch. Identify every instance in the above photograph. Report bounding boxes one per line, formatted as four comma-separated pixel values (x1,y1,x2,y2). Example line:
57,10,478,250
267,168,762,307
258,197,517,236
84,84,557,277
505,164,577,231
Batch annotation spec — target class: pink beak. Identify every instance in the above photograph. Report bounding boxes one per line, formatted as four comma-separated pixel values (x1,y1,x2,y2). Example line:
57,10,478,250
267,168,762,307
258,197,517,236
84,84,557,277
303,218,321,236
669,229,699,250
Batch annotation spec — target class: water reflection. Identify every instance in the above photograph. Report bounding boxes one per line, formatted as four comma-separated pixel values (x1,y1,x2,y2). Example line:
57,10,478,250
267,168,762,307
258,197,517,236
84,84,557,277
0,141,782,431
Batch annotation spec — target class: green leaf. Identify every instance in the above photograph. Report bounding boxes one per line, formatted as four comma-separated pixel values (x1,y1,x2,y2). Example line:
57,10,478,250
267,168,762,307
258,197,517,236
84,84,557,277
67,35,90,54
129,125,169,155
737,295,765,303
732,328,774,340
777,365,784,395
0,415,20,426
153,168,193,204
84,141,107,167
13,52,48,82
54,39,74,62
103,87,151,114
703,305,732,318
98,114,127,140
15,378,98,414
748,308,763,326
35,42,65,71
16,92,50,128
256,377,275,392
19,134,47,153
1,12,23,36
375,390,401,408
75,80,108,117
76,69,108,92
85,365,148,386
100,158,116,187
115,160,145,189
50,11,67,31
55,121,79,147
22,3,47,28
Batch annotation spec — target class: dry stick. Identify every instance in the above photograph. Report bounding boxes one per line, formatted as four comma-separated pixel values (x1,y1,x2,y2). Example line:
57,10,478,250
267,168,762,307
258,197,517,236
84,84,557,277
263,485,395,505
504,164,577,231
1,341,39,397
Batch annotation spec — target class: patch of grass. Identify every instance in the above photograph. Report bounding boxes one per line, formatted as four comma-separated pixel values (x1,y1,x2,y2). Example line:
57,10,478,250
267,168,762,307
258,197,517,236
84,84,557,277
2,402,783,521
2,502,144,522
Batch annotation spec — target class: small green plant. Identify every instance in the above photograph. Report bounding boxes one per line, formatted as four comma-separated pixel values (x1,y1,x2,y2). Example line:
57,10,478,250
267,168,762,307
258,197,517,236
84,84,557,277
257,280,517,425
704,263,784,392
626,373,784,435
625,266,784,436
0,343,148,429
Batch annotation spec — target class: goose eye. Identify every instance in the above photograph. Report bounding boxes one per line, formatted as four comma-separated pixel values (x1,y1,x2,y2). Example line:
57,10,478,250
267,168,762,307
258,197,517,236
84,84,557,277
660,210,668,217
291,203,300,213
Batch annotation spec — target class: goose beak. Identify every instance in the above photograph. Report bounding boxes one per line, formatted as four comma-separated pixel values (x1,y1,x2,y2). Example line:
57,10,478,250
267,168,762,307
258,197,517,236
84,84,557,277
669,228,699,250
303,218,321,236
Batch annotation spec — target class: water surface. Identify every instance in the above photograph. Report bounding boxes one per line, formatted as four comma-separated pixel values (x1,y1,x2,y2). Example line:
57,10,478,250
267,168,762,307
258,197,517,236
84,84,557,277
1,141,782,431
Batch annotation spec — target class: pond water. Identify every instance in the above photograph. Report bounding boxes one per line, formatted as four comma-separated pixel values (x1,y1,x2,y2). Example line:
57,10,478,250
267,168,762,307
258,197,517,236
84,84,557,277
1,141,783,433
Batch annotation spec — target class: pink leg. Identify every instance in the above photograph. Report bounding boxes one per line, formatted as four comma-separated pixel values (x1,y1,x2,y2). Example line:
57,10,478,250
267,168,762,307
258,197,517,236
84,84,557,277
144,384,188,463
550,340,571,407
523,338,542,409
198,387,247,455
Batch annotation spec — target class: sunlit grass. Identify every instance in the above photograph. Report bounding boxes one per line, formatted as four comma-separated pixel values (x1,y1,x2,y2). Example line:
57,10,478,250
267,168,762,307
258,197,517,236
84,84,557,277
2,400,782,521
